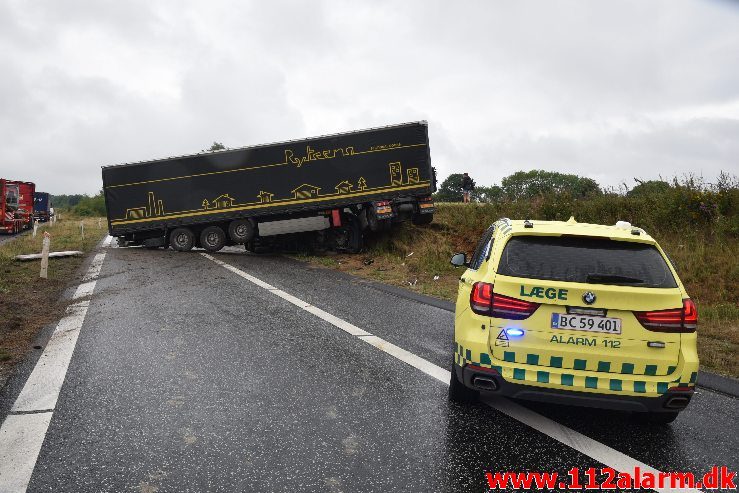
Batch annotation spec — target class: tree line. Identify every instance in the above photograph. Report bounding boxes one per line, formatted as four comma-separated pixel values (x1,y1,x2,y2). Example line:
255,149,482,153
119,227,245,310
51,192,106,216
433,170,736,203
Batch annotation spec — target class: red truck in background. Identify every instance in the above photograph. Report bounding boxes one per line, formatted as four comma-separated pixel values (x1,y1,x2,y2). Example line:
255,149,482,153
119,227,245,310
1,179,35,234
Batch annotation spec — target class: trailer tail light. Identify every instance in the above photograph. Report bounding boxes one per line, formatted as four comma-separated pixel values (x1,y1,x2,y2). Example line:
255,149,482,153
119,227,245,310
373,200,393,219
470,282,540,319
330,209,342,227
418,196,435,210
634,299,698,333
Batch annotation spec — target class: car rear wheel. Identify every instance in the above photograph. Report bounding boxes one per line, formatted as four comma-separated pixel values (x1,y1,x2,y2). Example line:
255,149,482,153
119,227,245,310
170,227,195,252
200,226,226,252
449,364,478,404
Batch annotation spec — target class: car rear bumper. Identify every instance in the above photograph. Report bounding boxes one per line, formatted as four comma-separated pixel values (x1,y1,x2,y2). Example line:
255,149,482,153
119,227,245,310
455,363,694,413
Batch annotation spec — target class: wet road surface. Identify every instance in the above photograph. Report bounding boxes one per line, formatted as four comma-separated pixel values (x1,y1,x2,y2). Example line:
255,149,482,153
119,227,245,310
0,240,737,492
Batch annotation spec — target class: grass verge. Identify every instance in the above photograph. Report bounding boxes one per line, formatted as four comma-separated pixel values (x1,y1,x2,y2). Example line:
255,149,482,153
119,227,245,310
294,204,739,379
0,216,107,387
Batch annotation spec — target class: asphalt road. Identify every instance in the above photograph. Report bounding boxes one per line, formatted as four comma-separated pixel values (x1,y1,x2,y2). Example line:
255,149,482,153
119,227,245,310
0,230,29,246
1,240,737,492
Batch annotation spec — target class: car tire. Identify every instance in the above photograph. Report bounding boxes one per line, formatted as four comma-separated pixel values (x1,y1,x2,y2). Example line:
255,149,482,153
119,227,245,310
170,227,195,252
200,226,226,252
448,364,478,404
228,219,254,244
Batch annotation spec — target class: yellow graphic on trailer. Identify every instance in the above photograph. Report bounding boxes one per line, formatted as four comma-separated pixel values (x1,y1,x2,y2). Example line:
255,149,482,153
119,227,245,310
284,145,356,168
202,194,236,210
125,192,164,220
114,161,430,226
257,191,274,203
335,181,354,194
389,162,403,186
291,184,321,199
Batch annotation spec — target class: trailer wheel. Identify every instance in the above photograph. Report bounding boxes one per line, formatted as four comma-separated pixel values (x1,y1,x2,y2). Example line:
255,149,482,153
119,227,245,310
412,213,434,226
228,219,254,244
170,227,195,252
200,226,226,252
333,214,363,254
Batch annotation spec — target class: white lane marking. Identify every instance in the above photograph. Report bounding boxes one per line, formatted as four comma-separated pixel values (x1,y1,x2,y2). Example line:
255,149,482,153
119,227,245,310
82,252,106,281
12,301,90,412
73,281,96,300
202,254,703,493
270,288,312,308
361,335,449,384
0,413,53,493
303,305,370,337
202,253,275,289
0,238,110,493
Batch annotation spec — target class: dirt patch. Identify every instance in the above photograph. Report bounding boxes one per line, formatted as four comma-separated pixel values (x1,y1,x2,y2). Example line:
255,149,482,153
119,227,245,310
0,217,107,388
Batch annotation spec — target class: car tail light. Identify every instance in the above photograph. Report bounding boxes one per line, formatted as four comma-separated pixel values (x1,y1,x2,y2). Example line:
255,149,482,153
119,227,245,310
470,282,494,314
634,299,698,333
470,282,540,319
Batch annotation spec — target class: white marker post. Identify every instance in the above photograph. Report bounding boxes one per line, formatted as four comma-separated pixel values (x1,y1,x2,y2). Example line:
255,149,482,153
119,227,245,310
40,232,50,279
98,218,102,229
80,221,85,240
32,219,38,238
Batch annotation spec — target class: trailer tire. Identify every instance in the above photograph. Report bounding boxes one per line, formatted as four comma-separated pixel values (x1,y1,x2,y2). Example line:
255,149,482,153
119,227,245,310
412,213,434,226
228,219,254,244
342,214,363,254
367,209,381,232
170,227,195,252
200,226,226,252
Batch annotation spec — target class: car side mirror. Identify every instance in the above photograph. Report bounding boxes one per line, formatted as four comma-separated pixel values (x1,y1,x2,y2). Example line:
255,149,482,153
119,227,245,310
450,252,468,268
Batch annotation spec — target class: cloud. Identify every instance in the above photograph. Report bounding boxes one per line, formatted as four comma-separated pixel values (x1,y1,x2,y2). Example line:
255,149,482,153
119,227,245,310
0,0,737,194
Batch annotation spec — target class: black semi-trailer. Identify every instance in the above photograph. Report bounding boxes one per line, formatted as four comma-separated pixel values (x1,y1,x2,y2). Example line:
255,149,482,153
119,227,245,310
102,122,435,253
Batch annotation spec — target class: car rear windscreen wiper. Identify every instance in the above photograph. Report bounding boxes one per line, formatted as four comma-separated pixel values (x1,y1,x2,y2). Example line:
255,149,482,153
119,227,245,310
586,273,645,284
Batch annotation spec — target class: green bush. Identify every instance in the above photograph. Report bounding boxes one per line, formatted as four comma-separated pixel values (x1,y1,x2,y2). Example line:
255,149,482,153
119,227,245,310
73,193,106,217
437,172,738,237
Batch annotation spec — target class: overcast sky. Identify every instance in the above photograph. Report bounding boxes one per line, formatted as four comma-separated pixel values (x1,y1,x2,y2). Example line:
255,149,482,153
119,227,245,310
1,0,737,195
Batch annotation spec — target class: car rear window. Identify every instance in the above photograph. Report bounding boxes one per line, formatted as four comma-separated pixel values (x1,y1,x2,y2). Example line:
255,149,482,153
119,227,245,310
497,236,677,288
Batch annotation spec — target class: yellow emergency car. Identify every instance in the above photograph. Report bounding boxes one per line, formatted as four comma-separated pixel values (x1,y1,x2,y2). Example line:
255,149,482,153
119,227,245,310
449,217,699,423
